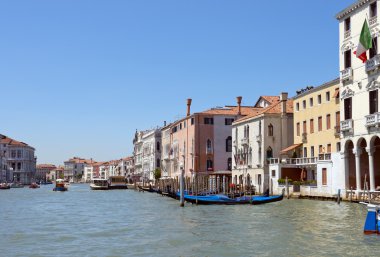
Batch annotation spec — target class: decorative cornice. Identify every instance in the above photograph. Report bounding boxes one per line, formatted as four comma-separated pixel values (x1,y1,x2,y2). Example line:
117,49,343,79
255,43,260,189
367,79,380,90
341,87,355,99
341,41,355,53
336,0,373,20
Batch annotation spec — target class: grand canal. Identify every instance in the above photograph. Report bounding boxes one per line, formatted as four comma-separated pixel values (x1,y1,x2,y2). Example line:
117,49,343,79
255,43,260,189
0,184,379,257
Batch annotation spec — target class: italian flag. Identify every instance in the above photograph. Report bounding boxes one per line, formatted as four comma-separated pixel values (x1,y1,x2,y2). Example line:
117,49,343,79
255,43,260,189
354,19,372,63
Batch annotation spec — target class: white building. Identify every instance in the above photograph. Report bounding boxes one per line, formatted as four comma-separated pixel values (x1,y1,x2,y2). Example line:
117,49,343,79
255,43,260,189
0,134,8,182
64,157,94,182
232,94,293,193
337,0,380,193
117,157,134,182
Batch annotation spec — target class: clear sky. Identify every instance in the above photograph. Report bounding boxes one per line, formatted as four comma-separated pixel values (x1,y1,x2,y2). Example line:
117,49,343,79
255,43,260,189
0,0,355,165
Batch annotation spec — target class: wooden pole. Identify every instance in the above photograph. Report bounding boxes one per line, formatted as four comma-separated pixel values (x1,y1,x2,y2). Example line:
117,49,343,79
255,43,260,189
337,189,341,204
286,177,289,199
180,169,185,207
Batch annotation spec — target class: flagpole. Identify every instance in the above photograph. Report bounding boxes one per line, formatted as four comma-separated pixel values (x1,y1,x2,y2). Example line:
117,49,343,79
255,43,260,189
365,15,378,55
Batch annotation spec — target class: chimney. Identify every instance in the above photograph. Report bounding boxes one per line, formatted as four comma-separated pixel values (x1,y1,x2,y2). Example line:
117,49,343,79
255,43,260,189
280,92,288,114
164,121,167,126
236,96,242,115
187,98,192,116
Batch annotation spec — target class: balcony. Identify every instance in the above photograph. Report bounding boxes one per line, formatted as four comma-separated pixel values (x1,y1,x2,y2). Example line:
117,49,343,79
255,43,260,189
365,112,380,127
318,153,331,161
256,135,262,143
344,29,351,39
241,137,249,146
369,16,378,27
341,119,353,132
302,133,307,143
366,54,380,72
334,126,341,137
340,67,353,82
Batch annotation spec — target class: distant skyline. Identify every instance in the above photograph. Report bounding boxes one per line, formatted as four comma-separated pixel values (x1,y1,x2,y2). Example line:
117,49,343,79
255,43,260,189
0,0,355,165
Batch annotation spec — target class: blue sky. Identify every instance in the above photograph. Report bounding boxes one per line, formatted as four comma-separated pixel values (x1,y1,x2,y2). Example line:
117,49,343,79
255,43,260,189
0,0,355,165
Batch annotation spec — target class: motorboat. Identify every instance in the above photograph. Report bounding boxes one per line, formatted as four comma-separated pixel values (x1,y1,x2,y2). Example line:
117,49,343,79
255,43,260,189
90,179,109,190
108,176,128,190
53,179,68,191
0,183,11,190
29,183,40,189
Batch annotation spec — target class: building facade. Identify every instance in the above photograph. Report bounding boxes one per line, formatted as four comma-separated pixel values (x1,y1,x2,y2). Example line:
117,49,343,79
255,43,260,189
64,157,94,182
35,164,57,182
337,0,380,193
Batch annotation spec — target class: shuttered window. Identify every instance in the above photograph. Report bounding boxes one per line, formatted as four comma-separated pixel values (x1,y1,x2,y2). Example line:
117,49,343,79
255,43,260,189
322,168,327,186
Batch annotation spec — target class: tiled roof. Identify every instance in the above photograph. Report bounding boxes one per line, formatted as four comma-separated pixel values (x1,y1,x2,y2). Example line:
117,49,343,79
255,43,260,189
0,135,32,147
66,157,96,164
256,96,280,106
37,164,57,169
200,106,262,116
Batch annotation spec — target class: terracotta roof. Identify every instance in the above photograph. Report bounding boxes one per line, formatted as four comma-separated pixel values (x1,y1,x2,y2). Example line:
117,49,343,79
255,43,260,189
200,106,262,116
122,156,133,161
234,99,293,124
0,135,32,148
254,96,280,107
66,157,96,164
37,164,57,169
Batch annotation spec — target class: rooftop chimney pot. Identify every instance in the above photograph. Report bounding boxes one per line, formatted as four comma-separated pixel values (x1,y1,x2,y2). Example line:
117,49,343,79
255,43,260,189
187,98,192,116
236,96,242,115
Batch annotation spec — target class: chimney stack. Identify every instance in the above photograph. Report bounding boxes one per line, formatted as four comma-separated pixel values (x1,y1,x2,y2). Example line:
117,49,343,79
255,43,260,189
187,98,192,116
236,96,242,115
164,121,167,126
280,92,288,114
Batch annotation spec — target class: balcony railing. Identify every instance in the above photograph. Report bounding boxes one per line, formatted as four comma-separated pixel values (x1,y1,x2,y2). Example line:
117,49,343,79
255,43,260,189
302,133,307,143
318,153,331,161
334,126,340,137
365,112,380,127
241,137,249,146
369,16,378,27
341,119,353,132
366,54,380,72
340,67,353,82
344,29,351,39
256,135,262,143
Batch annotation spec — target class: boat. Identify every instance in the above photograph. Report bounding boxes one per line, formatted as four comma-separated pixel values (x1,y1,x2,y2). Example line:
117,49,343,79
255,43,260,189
250,194,284,205
10,182,24,188
0,183,11,190
138,185,156,193
177,193,251,205
363,203,380,234
29,182,40,189
90,179,109,190
108,176,128,189
53,179,68,191
40,181,53,185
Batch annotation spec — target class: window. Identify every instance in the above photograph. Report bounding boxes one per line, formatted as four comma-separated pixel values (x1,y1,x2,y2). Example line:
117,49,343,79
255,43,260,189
337,142,341,152
326,91,330,102
336,111,341,128
322,168,327,186
172,126,178,133
326,114,331,130
309,98,314,107
318,95,322,104
311,146,315,157
268,124,274,136
191,117,195,125
303,147,307,158
272,170,276,177
296,103,299,111
370,90,378,114
344,50,351,69
179,123,182,130
226,136,232,152
156,158,160,168
225,118,234,125
344,97,352,119
344,17,351,31
204,117,214,125
11,150,16,158
296,122,300,136
370,37,378,59
206,139,212,153
327,144,331,153
17,162,21,170
370,1,377,18
206,159,213,170
303,100,306,109
318,116,322,131
310,119,314,134
17,150,22,158
266,147,273,159
156,141,160,152
303,121,307,134
319,145,323,153
184,121,186,128
227,158,232,171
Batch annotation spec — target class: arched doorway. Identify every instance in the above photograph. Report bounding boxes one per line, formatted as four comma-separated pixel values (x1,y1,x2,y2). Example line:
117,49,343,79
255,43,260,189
357,138,369,190
345,140,356,189
371,136,380,190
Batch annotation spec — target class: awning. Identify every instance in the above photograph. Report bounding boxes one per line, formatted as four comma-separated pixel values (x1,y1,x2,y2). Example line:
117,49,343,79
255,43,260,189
280,143,303,155
332,88,340,98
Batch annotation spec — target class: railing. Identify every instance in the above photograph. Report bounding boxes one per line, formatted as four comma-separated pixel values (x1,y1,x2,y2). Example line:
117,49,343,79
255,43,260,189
318,153,331,161
302,133,307,143
241,137,249,146
256,135,262,142
268,158,279,164
344,29,351,39
369,16,378,27
206,148,213,155
365,112,380,127
341,119,353,132
340,67,353,82
366,54,380,72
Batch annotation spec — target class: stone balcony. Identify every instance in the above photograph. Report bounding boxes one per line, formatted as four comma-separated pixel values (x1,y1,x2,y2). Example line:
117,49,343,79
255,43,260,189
344,29,351,39
366,54,380,72
341,119,353,132
340,67,353,82
365,112,380,127
241,137,249,146
369,16,378,27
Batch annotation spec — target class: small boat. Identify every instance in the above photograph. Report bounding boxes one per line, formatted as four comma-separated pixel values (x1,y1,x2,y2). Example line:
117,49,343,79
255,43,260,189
178,193,251,205
29,183,40,189
10,182,24,188
138,185,156,193
108,176,128,190
53,179,68,191
0,183,11,190
250,194,284,205
363,203,380,234
40,181,53,185
90,179,109,190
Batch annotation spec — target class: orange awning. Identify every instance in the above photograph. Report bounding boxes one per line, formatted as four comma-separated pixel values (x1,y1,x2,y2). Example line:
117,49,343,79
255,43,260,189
280,143,303,155
332,88,339,98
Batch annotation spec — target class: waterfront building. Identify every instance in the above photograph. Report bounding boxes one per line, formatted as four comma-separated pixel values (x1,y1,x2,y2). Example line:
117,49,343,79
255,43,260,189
63,157,95,182
232,94,294,193
0,134,8,182
0,135,36,184
269,80,343,196
117,156,134,182
336,0,380,193
35,164,56,182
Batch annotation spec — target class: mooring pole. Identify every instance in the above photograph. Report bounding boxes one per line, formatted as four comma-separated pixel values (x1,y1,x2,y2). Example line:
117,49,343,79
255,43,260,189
337,189,341,205
180,168,185,207
286,177,289,199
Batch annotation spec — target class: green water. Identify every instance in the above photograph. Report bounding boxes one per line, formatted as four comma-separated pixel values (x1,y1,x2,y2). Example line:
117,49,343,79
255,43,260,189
0,184,378,257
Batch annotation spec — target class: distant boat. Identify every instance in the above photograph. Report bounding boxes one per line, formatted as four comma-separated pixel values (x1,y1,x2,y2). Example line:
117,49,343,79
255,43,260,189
53,179,68,191
0,183,11,190
108,176,128,190
10,182,24,188
90,179,109,190
29,183,40,189
138,185,156,193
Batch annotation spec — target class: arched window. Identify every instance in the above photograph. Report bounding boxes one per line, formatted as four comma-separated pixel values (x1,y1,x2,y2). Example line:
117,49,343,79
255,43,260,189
156,141,160,152
266,146,273,159
268,124,274,136
226,136,232,152
227,158,232,171
207,139,212,154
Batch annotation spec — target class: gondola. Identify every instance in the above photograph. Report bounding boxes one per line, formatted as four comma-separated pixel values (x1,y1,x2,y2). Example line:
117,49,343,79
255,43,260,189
178,193,251,205
250,194,284,205
138,185,156,193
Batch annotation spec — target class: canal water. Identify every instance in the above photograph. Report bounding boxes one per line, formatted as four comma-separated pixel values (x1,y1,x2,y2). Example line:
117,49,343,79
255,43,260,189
0,184,379,257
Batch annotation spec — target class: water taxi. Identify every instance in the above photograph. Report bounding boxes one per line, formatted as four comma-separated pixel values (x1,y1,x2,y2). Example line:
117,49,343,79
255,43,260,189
108,176,128,189
53,179,68,191
0,183,11,190
90,179,109,190
29,182,40,189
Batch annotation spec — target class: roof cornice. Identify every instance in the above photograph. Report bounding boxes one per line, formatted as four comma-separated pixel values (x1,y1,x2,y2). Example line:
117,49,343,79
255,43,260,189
335,0,373,20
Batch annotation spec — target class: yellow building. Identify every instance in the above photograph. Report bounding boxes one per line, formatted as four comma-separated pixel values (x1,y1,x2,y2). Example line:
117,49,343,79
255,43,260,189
293,78,341,158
